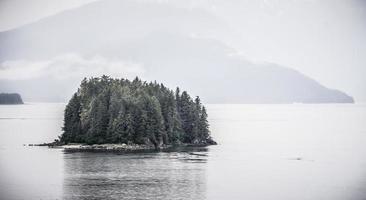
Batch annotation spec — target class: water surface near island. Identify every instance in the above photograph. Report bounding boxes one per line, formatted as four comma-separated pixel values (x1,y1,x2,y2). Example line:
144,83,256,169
1,103,366,200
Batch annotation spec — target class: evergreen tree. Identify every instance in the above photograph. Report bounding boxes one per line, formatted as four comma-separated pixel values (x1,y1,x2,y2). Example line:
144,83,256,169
62,93,82,144
108,111,134,144
133,106,148,144
86,90,110,144
179,91,198,143
161,91,182,144
199,106,210,142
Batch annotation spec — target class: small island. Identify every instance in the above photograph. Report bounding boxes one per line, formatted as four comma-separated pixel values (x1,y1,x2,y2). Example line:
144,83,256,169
55,76,216,151
0,93,24,104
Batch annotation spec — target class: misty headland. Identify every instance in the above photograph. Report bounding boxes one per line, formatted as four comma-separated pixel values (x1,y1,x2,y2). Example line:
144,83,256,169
0,93,23,104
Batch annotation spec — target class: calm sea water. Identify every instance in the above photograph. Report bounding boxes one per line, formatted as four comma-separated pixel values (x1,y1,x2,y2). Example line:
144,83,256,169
0,103,365,200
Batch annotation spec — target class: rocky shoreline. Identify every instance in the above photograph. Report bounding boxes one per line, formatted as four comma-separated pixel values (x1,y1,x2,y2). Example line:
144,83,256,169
30,141,217,153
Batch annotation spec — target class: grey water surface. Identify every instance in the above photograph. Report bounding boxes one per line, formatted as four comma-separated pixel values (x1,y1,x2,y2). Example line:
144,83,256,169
0,103,366,200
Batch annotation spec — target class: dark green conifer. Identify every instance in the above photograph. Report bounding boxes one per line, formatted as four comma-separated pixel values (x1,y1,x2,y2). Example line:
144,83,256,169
62,93,82,144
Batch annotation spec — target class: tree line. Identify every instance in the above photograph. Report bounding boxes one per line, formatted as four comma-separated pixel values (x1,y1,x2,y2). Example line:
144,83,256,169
60,76,215,148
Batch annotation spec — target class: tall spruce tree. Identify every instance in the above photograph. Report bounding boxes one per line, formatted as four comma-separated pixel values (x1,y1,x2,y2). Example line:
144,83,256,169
199,106,210,142
62,93,82,144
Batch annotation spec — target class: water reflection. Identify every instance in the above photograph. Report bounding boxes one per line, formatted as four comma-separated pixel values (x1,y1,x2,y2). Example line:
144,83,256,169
62,148,208,200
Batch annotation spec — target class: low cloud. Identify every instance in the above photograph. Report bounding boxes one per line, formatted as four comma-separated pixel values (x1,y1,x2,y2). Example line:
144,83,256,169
0,53,145,80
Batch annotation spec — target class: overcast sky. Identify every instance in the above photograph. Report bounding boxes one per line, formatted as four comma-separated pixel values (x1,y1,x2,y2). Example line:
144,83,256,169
0,0,365,101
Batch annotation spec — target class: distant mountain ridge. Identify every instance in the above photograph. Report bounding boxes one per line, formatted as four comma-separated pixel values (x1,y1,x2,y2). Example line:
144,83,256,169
0,0,354,103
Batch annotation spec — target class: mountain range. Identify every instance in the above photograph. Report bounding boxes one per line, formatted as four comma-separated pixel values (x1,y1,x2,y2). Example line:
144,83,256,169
0,0,354,103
